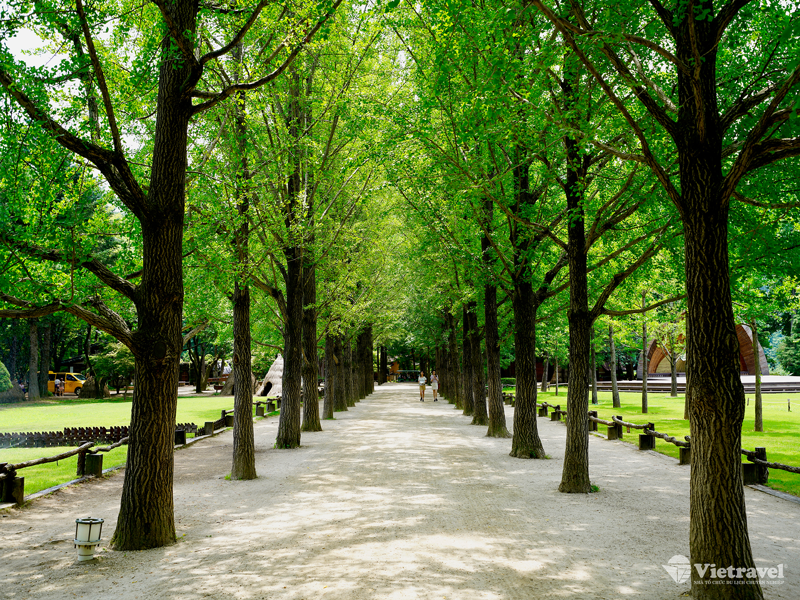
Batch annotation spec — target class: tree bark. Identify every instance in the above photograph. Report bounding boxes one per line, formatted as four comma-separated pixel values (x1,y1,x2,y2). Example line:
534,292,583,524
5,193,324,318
9,320,19,382
609,323,620,408
469,305,488,426
591,340,598,405
334,335,347,411
461,305,474,416
301,213,321,431
670,355,678,397
485,285,509,437
38,322,51,395
231,279,256,479
554,354,559,395
27,319,40,399
344,336,355,407
362,326,373,397
230,59,256,479
275,68,304,450
357,331,366,400
642,292,649,414
685,207,759,596
752,322,762,432
323,334,334,419
676,50,760,590
510,281,546,458
559,79,592,493
447,312,461,407
540,353,549,392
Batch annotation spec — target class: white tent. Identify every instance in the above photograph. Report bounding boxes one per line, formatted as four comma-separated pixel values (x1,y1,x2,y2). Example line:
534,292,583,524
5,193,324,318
255,354,284,398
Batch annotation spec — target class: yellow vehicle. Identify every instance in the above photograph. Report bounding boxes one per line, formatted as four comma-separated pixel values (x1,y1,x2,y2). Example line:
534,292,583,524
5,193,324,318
47,371,86,395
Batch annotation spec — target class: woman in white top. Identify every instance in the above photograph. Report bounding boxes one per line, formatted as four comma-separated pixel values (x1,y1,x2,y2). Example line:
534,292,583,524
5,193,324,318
430,371,439,401
418,371,427,401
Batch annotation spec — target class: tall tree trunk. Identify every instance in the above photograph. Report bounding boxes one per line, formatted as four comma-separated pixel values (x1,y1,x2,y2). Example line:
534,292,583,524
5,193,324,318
323,334,334,419
670,355,678,397
334,335,347,411
38,321,51,395
677,35,760,587
27,319,40,399
469,305,488,426
360,331,367,399
685,207,759,596
301,212,321,430
591,340,598,405
381,345,388,385
275,68,304,449
447,312,460,407
485,285,509,437
344,337,355,407
9,320,19,381
362,326,373,397
642,292,649,414
752,322,762,432
230,59,256,479
559,75,592,493
554,354,559,396
540,352,549,392
510,281,546,458
461,305,474,416
111,0,197,549
231,279,256,479
609,323,620,408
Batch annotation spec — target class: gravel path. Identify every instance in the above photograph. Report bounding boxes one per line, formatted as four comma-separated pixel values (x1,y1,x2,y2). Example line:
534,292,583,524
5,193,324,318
1,382,798,599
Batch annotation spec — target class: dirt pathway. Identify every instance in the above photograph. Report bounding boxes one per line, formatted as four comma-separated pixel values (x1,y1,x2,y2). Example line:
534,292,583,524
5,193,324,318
1,382,798,599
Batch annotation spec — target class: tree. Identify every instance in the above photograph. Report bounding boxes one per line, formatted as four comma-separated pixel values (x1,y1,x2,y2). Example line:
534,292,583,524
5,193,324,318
0,0,342,550
532,0,800,592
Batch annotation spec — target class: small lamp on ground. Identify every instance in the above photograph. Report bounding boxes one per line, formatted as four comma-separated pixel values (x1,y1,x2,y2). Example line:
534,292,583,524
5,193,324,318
74,517,104,561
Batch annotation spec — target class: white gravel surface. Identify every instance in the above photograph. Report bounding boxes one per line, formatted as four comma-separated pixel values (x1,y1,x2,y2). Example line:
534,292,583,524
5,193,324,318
1,382,798,599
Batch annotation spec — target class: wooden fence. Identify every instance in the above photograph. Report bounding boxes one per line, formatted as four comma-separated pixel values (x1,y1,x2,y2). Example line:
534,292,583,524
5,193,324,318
0,409,245,506
535,401,800,487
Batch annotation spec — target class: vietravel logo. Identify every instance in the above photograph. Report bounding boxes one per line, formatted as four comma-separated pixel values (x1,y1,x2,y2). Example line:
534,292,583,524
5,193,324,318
663,555,785,586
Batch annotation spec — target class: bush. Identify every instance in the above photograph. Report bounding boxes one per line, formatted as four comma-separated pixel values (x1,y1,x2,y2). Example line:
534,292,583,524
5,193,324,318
501,377,516,386
0,361,11,393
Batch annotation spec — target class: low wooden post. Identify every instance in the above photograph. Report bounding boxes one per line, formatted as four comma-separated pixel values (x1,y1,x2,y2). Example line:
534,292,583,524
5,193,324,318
76,441,89,476
256,403,265,417
615,416,624,439
204,421,215,436
588,411,598,432
85,452,103,477
639,423,655,450
174,429,187,445
607,425,619,440
742,462,758,485
550,405,561,421
679,446,691,465
538,405,548,418
2,469,24,505
754,447,769,484
224,412,234,427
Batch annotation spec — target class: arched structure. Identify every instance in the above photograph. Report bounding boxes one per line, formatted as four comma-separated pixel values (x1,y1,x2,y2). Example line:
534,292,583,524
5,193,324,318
646,324,768,375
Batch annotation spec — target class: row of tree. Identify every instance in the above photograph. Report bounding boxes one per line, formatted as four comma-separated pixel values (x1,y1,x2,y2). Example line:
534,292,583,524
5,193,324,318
0,0,798,598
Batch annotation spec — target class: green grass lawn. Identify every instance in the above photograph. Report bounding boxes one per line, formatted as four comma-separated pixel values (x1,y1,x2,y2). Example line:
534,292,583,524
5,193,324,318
0,394,257,499
533,389,800,497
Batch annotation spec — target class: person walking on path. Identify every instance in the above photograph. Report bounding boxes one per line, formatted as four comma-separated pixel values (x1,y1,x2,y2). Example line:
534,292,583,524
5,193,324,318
430,371,439,401
418,371,427,401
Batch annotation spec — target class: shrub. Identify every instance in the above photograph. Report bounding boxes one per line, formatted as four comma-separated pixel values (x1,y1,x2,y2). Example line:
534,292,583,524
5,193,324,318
0,361,11,393
501,377,516,386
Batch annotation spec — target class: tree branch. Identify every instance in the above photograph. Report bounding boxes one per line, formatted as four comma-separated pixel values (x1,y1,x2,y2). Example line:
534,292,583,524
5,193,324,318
76,0,123,154
191,0,344,116
200,0,269,65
